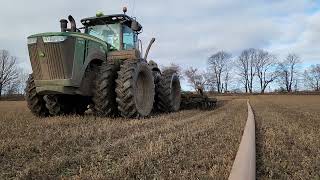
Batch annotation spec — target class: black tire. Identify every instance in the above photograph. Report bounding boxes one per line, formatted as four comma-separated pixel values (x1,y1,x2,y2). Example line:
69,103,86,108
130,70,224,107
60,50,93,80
116,60,155,118
157,71,181,112
44,95,89,116
43,95,69,116
69,96,89,115
25,74,49,117
92,61,119,117
73,98,89,115
152,70,162,112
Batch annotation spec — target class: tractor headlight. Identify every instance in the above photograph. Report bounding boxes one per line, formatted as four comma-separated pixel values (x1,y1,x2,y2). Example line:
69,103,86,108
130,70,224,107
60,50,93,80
27,37,37,44
42,36,67,43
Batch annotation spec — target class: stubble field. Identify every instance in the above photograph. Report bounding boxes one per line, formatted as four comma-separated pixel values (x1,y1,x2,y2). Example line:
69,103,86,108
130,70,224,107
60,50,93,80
0,99,247,179
0,95,319,179
250,95,320,180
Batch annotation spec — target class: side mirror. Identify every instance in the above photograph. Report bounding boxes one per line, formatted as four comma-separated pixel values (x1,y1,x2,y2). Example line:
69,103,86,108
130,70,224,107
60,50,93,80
131,20,142,32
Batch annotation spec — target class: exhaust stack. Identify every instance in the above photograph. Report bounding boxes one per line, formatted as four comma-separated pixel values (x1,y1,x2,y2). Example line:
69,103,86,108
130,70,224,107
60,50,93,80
144,38,156,60
59,15,77,32
60,19,68,32
68,15,77,32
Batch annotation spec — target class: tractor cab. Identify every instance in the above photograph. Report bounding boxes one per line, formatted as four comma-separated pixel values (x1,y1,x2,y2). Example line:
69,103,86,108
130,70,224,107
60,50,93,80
81,12,142,52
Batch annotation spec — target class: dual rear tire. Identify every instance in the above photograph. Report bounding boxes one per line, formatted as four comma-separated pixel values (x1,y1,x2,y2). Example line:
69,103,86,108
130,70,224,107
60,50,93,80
156,71,181,112
113,61,182,117
115,60,155,118
92,60,156,118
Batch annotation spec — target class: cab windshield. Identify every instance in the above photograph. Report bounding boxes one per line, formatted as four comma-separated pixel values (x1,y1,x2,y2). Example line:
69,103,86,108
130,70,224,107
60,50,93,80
88,24,120,50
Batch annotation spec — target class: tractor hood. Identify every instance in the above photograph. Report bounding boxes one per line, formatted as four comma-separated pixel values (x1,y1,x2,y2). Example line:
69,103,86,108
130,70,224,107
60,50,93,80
27,31,109,94
28,32,108,50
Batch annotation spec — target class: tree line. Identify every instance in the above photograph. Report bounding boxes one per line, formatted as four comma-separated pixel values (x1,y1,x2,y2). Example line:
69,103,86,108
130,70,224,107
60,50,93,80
164,48,320,93
1,48,320,98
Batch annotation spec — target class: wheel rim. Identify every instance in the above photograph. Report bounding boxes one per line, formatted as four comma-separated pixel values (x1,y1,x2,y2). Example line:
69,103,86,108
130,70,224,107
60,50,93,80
135,68,154,116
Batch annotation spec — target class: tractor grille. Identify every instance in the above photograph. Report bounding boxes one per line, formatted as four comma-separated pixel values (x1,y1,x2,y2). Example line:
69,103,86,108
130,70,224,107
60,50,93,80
28,44,42,79
28,37,75,80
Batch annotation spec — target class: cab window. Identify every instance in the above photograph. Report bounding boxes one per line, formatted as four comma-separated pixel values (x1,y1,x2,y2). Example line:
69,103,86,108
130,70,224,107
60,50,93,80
123,25,135,50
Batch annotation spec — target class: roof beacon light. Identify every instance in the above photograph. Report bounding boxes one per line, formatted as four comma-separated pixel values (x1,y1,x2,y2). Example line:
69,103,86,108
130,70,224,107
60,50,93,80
96,11,104,17
123,6,127,14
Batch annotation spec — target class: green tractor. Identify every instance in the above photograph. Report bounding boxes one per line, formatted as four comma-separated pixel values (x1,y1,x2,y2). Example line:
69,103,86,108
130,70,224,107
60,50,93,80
25,8,181,118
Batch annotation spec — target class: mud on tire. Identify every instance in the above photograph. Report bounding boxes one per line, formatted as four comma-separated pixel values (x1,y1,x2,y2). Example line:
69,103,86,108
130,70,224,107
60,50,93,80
157,70,181,112
25,74,49,117
92,61,119,117
116,60,155,118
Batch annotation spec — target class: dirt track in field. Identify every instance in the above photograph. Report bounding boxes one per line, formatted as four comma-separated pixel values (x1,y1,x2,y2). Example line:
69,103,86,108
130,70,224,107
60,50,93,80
0,99,247,179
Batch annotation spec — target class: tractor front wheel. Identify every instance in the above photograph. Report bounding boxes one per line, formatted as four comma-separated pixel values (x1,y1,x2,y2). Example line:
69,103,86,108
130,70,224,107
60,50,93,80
25,74,49,117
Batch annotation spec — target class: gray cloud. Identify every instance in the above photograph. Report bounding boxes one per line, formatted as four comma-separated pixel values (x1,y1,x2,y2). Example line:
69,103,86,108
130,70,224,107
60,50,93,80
0,0,319,73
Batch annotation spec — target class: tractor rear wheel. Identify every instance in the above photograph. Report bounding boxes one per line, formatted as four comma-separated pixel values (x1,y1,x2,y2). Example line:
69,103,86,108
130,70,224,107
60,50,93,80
116,60,155,118
25,74,49,117
92,61,119,117
157,71,181,112
152,70,162,112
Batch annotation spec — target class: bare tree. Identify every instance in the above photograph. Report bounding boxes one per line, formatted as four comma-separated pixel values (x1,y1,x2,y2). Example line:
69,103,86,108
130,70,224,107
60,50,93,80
6,82,20,95
3,69,29,95
303,64,320,91
277,53,301,92
184,67,207,91
203,71,216,92
207,51,232,93
236,48,257,93
161,63,183,78
255,50,278,93
0,50,18,97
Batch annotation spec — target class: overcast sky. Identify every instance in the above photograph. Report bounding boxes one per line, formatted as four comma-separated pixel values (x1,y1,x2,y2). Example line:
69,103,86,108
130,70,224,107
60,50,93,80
0,0,319,73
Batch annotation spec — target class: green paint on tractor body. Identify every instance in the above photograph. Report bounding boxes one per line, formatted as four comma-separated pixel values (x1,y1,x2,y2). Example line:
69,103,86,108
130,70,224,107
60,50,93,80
27,32,109,95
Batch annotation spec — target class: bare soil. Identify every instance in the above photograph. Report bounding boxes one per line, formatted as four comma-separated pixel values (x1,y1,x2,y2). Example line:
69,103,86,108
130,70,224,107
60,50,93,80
0,99,247,179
